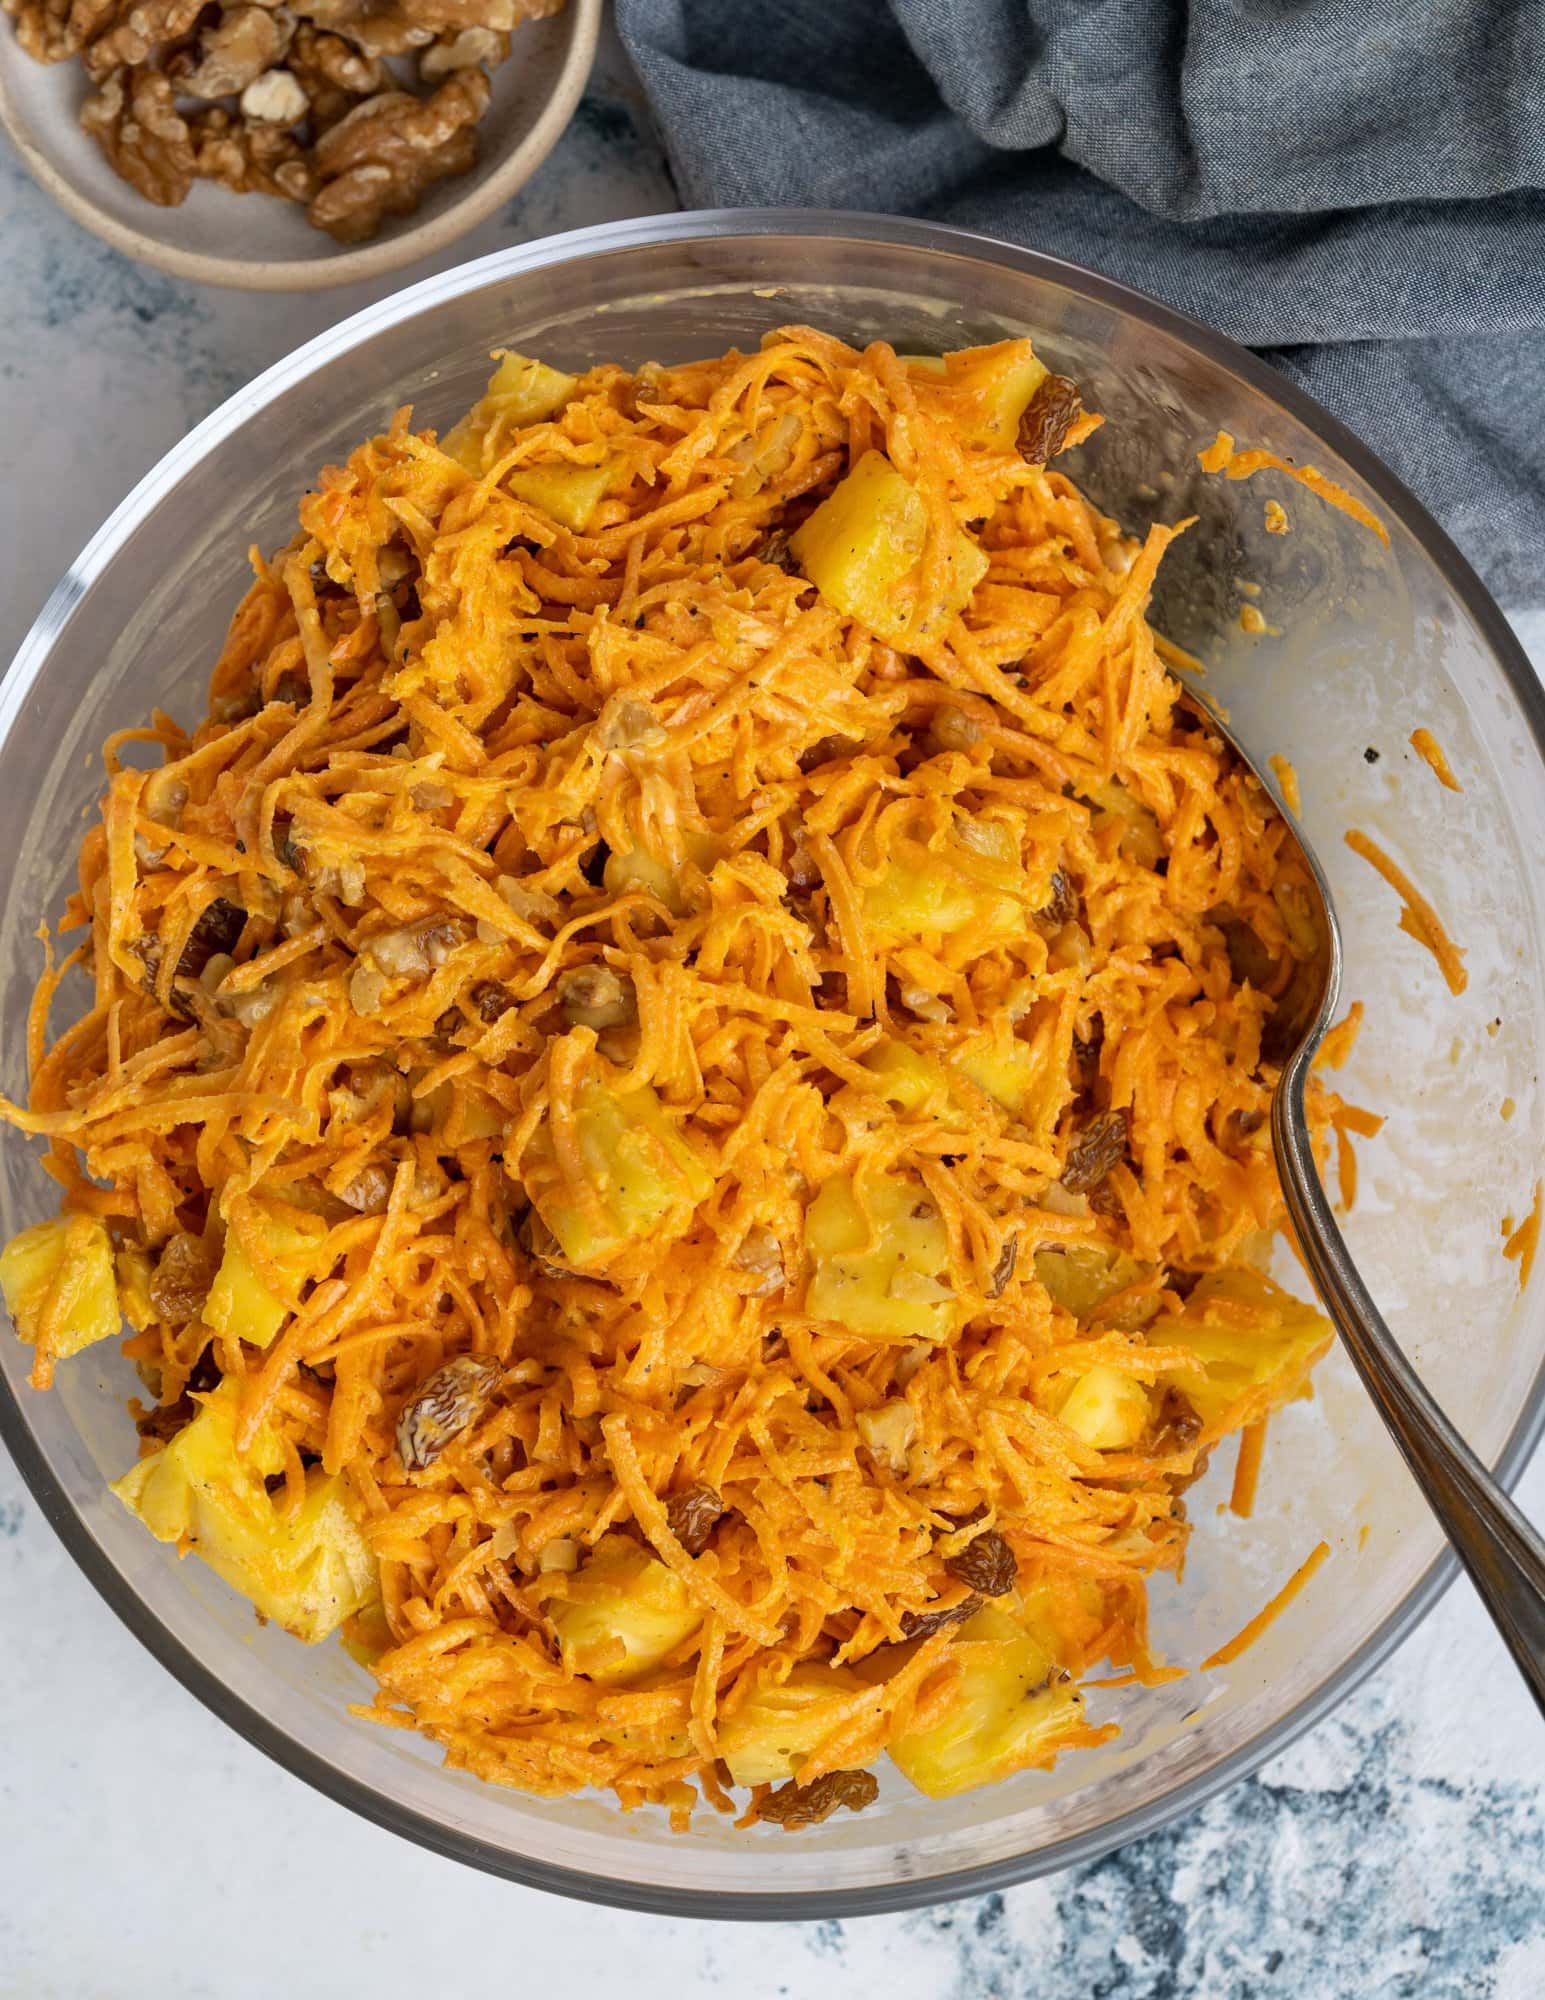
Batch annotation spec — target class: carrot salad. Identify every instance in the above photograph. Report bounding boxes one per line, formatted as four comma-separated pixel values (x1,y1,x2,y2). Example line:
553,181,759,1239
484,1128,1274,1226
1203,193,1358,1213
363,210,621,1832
0,329,1372,1828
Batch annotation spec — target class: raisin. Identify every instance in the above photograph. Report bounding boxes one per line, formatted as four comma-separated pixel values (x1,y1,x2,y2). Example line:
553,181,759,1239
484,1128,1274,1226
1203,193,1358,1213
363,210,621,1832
757,526,797,572
987,1233,1018,1299
471,981,515,1023
1033,867,1079,931
900,1593,981,1639
135,1395,194,1446
1061,1108,1130,1194
127,933,162,987
396,1355,500,1472
1018,374,1084,463
943,1529,1017,1597
148,1231,217,1324
177,898,246,978
665,1482,724,1556
753,1768,879,1829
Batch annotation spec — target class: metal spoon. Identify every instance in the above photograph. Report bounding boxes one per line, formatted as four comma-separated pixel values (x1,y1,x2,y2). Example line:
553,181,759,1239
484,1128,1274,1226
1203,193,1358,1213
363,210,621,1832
1182,687,1545,1714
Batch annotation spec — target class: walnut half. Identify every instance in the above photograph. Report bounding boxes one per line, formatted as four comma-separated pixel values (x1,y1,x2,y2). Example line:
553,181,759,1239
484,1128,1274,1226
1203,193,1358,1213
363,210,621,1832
307,68,488,243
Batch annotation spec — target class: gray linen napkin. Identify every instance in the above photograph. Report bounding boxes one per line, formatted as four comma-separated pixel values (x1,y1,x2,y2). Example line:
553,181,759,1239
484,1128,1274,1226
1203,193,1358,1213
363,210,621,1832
616,0,1545,604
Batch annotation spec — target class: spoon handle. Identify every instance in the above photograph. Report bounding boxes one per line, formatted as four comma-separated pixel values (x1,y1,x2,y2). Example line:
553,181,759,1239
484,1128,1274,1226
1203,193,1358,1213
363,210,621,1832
1274,1067,1545,1717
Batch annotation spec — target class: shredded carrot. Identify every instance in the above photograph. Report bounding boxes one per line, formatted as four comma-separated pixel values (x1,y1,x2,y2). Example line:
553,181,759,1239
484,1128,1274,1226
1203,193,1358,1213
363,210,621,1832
1344,828,1468,995
1409,727,1462,793
1229,1418,1268,1518
1199,432,1390,547
0,329,1354,1825
1263,500,1290,535
1504,1184,1541,1291
1268,754,1301,818
1201,1540,1330,1669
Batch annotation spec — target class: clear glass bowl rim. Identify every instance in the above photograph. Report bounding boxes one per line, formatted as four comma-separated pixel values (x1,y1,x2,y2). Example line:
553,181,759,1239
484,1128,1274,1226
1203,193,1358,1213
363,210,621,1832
2,207,1542,1921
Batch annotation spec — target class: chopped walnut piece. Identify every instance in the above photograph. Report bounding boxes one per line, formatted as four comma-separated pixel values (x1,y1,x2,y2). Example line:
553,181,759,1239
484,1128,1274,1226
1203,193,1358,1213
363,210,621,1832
664,1482,723,1556
396,1354,500,1471
556,964,635,1031
7,0,120,65
80,66,196,207
1061,1107,1130,1194
927,704,980,755
338,1162,393,1213
418,22,506,78
191,107,316,198
147,1230,217,1324
167,4,292,96
80,0,203,79
943,1529,1017,1597
1018,374,1084,464
733,1225,784,1296
754,1769,879,1829
307,71,488,243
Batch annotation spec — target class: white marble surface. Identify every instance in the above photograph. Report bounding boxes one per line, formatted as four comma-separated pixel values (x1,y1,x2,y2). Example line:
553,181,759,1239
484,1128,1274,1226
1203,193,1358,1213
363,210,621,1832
3,21,1545,1998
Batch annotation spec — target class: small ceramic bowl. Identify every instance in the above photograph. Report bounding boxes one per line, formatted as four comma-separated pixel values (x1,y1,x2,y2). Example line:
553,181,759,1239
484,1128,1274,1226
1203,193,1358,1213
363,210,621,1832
0,0,601,291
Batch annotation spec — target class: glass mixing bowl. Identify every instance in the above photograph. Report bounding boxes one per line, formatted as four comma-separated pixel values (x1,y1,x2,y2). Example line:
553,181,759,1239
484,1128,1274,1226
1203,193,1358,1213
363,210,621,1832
2,213,1542,1918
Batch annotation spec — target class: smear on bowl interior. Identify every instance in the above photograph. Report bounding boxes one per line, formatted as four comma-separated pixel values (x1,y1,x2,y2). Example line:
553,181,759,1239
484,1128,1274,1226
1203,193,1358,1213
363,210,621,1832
0,330,1380,1830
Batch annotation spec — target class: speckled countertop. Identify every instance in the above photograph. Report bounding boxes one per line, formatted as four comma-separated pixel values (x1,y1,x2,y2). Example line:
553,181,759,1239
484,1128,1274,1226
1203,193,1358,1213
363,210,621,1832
3,23,1545,1999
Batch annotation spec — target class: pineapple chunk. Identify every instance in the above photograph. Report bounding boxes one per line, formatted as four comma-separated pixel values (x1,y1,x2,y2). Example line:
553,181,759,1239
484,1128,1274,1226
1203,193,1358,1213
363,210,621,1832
441,350,577,473
0,1214,121,1373
863,1040,952,1117
906,342,1051,447
1089,780,1165,870
112,1379,377,1644
789,450,989,647
1034,1245,1158,1330
805,1171,956,1343
115,1242,155,1333
548,1534,702,1684
506,462,613,533
950,1027,1040,1115
204,1209,327,1349
888,1601,1087,1799
527,1075,713,1268
863,815,1026,949
603,831,719,917
1162,1265,1331,1433
1057,1364,1151,1449
718,1663,863,1786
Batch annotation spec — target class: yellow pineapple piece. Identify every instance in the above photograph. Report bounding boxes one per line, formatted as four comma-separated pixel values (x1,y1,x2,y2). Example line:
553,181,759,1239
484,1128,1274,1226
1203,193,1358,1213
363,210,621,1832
547,1534,702,1684
527,1074,713,1269
0,1214,121,1376
789,450,989,646
114,1242,155,1333
112,1379,377,1644
906,342,1051,448
505,462,614,533
862,1040,952,1117
718,1663,863,1786
950,1026,1041,1115
602,830,720,917
1056,1363,1152,1449
1034,1245,1158,1330
805,1171,956,1343
863,814,1026,949
441,351,577,473
1089,780,1165,870
204,1208,327,1350
1162,1265,1331,1434
888,1600,1086,1798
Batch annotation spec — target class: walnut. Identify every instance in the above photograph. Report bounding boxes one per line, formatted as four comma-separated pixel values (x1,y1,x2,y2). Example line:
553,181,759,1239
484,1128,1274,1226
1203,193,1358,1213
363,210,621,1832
733,1225,784,1297
987,1232,1018,1299
753,1769,879,1829
166,5,292,95
664,1482,723,1556
80,0,203,79
418,23,506,78
926,704,980,755
176,897,247,978
338,1162,392,1213
396,1354,499,1471
80,66,196,207
287,19,385,128
1060,1108,1130,1194
307,71,488,243
363,915,467,979
470,980,515,1023
190,107,316,198
555,964,635,1031
943,1529,1017,1597
1018,374,1084,464
241,66,309,123
9,0,120,65
147,1230,217,1324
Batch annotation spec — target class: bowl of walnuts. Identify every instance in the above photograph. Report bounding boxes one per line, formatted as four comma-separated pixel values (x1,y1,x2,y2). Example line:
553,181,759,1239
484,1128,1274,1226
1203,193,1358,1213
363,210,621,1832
0,0,600,288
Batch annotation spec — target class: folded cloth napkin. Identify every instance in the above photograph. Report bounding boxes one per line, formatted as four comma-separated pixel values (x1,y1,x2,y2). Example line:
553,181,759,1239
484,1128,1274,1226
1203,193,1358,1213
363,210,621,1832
617,0,1545,605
